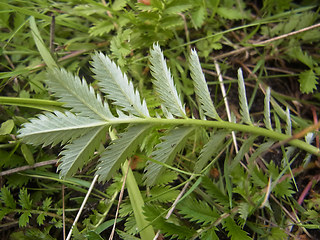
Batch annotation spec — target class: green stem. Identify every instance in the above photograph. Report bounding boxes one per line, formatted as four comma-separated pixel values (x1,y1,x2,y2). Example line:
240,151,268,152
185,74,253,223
106,117,320,156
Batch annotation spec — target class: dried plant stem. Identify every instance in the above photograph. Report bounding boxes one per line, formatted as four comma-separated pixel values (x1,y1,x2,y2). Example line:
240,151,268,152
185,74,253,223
66,175,99,240
109,159,131,240
211,22,320,61
214,60,239,153
0,159,58,177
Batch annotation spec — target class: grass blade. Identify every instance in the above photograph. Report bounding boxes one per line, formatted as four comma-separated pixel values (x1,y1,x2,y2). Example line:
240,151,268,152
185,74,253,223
29,16,58,69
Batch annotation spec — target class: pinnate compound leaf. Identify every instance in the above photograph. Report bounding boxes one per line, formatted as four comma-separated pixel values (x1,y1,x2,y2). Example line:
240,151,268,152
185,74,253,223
144,126,194,186
224,217,252,240
0,186,16,209
149,185,179,203
116,230,140,240
288,46,314,69
47,68,113,121
217,7,249,20
37,213,46,225
19,188,32,210
273,178,294,198
201,227,219,240
298,69,318,94
164,1,192,14
189,49,220,120
96,124,152,182
149,43,186,118
0,210,11,222
58,126,107,178
144,204,196,239
91,52,149,117
201,176,229,206
238,68,252,125
42,197,52,211
195,131,228,173
160,221,195,239
18,111,107,147
191,6,206,29
177,197,219,224
238,202,251,222
19,211,31,227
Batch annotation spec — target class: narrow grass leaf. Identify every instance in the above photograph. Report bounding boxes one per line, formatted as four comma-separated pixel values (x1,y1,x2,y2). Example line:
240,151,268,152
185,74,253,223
149,43,186,118
264,87,272,130
121,160,156,239
18,111,107,147
58,126,107,178
0,97,64,112
189,49,220,120
47,68,114,121
29,16,58,69
96,124,152,182
144,126,194,186
91,52,149,117
238,68,252,125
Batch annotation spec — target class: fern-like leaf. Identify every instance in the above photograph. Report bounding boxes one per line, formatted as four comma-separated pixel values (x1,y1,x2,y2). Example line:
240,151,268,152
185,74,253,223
149,185,180,203
144,204,196,239
264,87,272,130
144,126,194,186
195,131,228,173
0,186,16,209
19,211,31,227
201,176,229,206
237,68,252,125
201,227,219,240
224,217,252,240
149,43,186,118
177,197,220,224
189,49,220,120
47,68,113,121
96,124,152,182
58,126,107,178
19,188,32,210
91,52,150,117
18,111,107,147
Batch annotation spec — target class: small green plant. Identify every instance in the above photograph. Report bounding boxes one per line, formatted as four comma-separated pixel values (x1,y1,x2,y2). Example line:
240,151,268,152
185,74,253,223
0,186,62,229
17,43,320,239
